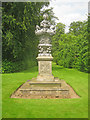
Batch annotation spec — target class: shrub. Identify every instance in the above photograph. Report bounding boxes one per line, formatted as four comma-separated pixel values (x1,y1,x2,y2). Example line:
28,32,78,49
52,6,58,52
2,60,27,73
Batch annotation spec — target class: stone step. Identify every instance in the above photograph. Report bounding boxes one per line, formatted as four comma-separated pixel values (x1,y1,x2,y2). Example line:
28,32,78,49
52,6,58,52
20,88,69,91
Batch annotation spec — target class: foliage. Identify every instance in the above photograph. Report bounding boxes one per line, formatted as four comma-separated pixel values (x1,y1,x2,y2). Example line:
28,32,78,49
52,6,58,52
2,59,37,73
69,21,87,36
52,23,65,64
2,2,50,72
88,13,90,73
2,2,49,61
52,20,88,72
2,60,26,73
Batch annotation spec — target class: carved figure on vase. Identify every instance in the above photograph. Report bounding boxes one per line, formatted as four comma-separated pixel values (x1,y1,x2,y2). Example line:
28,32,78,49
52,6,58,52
35,13,56,56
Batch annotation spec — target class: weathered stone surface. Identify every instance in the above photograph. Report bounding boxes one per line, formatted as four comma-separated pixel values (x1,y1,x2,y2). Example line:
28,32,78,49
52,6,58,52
37,56,53,61
38,61,52,74
35,13,55,57
11,78,80,99
36,56,54,81
38,44,52,56
37,75,54,82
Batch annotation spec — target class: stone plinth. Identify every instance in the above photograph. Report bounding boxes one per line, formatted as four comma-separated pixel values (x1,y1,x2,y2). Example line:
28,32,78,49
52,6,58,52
11,78,80,99
36,56,54,81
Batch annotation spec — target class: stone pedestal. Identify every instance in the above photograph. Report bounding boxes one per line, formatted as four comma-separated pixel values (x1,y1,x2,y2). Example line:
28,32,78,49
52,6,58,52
36,56,54,81
11,13,79,99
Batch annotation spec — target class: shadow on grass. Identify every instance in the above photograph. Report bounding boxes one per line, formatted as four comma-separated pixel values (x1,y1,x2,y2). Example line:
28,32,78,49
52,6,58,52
20,66,38,73
52,65,64,71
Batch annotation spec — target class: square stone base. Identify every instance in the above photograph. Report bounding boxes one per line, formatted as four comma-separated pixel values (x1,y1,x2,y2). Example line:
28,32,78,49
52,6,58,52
11,78,80,99
36,56,54,82
37,74,54,82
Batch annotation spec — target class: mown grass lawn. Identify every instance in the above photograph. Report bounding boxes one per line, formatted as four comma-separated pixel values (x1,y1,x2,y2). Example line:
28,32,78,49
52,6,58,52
2,63,88,118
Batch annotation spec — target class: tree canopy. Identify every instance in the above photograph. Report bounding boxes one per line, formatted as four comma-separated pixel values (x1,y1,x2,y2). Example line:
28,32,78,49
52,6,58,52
2,2,49,61
52,20,88,72
2,2,50,72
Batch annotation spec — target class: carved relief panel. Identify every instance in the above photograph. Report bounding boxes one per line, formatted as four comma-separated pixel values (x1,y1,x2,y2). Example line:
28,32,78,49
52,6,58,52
39,61,51,74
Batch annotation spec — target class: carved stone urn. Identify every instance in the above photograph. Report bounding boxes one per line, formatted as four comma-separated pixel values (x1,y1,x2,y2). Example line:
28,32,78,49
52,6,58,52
35,13,56,81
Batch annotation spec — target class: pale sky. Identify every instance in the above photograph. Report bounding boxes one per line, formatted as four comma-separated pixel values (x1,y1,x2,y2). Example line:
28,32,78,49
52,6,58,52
47,0,88,33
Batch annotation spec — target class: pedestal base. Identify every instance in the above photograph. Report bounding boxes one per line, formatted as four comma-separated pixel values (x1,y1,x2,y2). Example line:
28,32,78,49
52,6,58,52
11,57,80,99
11,77,80,99
36,56,54,82
37,75,54,82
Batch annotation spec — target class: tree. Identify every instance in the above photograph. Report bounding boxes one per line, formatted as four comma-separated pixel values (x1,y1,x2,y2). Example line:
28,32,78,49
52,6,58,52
52,20,88,72
69,21,87,36
52,22,65,64
2,2,49,62
2,2,50,72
